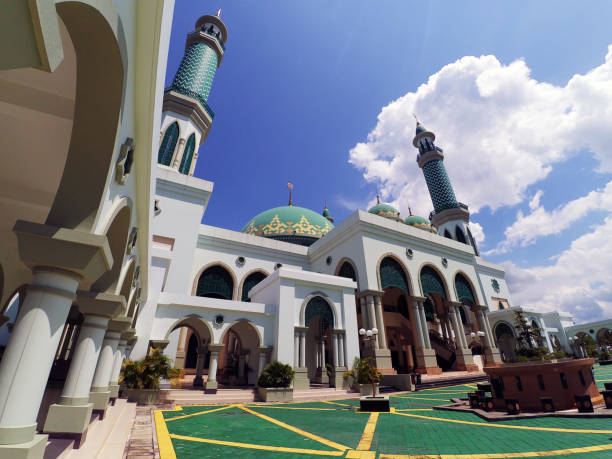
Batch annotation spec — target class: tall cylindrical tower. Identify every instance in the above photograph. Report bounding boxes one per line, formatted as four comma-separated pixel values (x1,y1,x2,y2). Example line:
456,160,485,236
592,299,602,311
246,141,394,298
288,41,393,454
413,122,479,255
157,13,228,175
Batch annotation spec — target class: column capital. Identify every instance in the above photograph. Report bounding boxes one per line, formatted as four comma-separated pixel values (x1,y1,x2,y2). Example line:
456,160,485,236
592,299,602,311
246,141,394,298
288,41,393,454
409,295,427,304
208,343,225,353
294,326,308,333
108,315,132,333
449,301,464,309
357,289,384,300
149,339,170,350
333,329,345,336
13,220,112,283
121,328,136,341
258,346,271,356
77,290,126,318
471,304,489,313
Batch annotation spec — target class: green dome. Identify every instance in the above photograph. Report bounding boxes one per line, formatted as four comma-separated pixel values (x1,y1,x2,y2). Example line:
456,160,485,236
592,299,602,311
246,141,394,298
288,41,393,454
416,122,427,135
405,215,436,233
242,205,334,242
368,203,399,218
322,207,330,218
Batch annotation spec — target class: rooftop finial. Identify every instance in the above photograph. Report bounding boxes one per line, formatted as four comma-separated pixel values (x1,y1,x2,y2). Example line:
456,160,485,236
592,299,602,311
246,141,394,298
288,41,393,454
413,113,419,125
408,207,413,216
287,182,293,206
376,194,381,204
216,8,221,17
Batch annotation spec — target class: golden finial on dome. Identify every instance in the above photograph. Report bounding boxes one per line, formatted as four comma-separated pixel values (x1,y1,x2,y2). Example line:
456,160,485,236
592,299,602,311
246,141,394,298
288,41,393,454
287,182,293,206
376,194,381,204
216,8,221,17
408,207,413,216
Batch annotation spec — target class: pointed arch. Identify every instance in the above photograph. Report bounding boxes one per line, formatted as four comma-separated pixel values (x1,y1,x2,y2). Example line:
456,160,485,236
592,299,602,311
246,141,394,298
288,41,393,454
455,226,466,243
179,133,196,174
116,256,136,299
419,265,448,299
219,319,263,348
158,121,179,166
444,229,452,239
239,270,268,302
196,264,235,300
164,315,214,344
454,272,476,304
377,254,411,295
300,293,337,328
335,258,358,281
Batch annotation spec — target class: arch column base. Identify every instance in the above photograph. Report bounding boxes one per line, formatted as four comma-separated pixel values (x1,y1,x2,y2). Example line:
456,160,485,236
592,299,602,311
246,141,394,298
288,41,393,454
415,348,441,375
0,434,47,459
331,366,347,388
454,348,479,372
483,347,502,366
293,367,309,389
373,349,395,375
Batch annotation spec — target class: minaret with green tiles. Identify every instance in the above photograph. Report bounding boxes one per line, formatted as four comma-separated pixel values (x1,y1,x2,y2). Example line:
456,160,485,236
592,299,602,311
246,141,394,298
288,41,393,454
413,122,479,255
157,12,227,175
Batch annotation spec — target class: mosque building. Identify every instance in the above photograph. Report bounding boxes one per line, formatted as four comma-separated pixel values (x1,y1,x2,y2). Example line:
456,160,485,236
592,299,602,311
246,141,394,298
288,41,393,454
0,4,610,458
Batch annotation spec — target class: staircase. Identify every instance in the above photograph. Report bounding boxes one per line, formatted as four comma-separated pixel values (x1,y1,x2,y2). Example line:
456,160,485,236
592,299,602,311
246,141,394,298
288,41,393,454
429,332,456,371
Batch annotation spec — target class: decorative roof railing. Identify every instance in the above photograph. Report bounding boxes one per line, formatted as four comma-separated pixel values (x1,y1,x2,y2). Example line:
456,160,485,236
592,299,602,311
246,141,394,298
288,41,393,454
164,85,215,119
429,202,469,220
201,29,226,51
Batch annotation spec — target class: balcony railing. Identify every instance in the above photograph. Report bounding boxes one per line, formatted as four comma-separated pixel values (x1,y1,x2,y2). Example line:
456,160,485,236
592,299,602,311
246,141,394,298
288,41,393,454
429,202,469,219
165,85,215,119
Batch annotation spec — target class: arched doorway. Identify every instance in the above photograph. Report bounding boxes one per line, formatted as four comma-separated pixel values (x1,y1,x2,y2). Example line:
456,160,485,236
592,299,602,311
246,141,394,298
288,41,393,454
218,320,261,386
454,273,476,333
494,322,516,361
379,257,414,373
304,296,334,385
420,266,455,370
167,317,212,387
196,265,234,299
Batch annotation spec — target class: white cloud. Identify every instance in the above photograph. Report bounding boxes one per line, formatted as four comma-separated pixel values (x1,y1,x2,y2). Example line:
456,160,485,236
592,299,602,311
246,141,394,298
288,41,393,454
503,217,612,322
348,46,612,218
468,221,485,245
485,181,612,254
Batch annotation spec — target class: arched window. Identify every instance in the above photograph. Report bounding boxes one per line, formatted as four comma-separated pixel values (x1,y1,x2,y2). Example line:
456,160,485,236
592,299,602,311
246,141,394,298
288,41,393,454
455,226,467,243
158,122,179,166
179,133,196,174
338,262,357,282
196,265,234,300
455,273,475,304
305,296,334,328
241,272,267,302
458,306,468,324
495,322,515,341
380,257,409,293
424,296,435,321
498,301,505,310
444,229,452,239
466,227,480,256
420,266,446,299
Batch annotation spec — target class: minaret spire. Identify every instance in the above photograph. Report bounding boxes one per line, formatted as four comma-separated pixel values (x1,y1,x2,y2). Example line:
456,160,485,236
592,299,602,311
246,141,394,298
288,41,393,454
287,182,293,206
413,121,477,254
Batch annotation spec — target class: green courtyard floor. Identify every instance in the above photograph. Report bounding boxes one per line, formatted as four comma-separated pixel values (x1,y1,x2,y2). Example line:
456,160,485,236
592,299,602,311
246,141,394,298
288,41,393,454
155,364,612,458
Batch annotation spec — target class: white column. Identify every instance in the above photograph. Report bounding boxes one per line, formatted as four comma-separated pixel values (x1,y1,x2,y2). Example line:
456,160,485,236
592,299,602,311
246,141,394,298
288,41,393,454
366,296,379,349
359,297,368,329
411,300,426,349
294,332,300,367
257,349,267,376
321,339,326,368
299,332,306,367
332,333,339,366
193,347,206,386
449,306,463,349
188,151,199,176
418,302,432,348
109,339,127,387
478,310,493,348
91,331,121,391
59,315,109,405
0,268,80,444
454,306,468,349
374,295,387,349
338,334,345,367
171,138,186,168
208,351,220,382
316,342,320,368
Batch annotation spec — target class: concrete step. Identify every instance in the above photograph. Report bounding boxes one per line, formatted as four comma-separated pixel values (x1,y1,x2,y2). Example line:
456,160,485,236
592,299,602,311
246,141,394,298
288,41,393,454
416,374,487,390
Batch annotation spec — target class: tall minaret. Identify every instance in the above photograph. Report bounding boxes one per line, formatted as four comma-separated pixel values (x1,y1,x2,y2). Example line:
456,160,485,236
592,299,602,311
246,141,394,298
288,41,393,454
157,12,228,175
413,122,479,255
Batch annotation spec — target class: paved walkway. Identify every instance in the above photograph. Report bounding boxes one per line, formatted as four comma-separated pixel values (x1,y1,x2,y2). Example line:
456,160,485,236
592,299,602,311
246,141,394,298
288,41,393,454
152,365,612,458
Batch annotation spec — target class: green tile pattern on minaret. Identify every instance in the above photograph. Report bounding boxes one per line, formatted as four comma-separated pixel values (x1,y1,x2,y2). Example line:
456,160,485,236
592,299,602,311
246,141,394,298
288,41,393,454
169,42,218,103
422,159,458,214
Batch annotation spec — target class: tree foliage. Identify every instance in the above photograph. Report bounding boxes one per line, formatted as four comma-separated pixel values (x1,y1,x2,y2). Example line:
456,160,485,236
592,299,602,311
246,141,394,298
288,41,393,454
120,348,181,389
257,361,295,388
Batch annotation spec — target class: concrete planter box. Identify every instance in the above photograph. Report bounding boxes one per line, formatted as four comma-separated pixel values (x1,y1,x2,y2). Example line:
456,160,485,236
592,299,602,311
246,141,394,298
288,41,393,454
122,388,160,405
358,383,379,397
257,387,293,402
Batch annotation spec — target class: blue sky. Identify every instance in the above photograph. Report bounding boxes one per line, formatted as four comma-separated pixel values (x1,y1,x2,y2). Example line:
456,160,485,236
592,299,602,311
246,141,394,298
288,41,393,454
166,1,612,322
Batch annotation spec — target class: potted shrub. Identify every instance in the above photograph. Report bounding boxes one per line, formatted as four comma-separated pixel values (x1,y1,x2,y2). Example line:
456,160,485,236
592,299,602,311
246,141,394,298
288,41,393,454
120,348,181,405
257,361,295,402
350,357,381,396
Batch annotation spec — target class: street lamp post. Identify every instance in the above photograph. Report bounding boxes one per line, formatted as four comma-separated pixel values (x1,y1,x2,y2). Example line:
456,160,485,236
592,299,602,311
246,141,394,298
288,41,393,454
359,327,378,397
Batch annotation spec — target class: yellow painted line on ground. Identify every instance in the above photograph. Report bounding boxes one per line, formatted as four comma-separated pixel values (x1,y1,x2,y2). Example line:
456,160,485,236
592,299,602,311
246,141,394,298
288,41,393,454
169,433,345,456
321,400,359,408
420,384,474,392
356,412,379,451
238,404,350,451
244,405,340,411
394,395,452,401
464,384,478,389
394,408,433,412
154,410,177,459
165,404,234,422
379,442,612,458
393,411,612,434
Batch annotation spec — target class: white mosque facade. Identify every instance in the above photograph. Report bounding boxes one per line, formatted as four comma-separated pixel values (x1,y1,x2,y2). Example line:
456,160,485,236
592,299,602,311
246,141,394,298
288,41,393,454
0,3,610,458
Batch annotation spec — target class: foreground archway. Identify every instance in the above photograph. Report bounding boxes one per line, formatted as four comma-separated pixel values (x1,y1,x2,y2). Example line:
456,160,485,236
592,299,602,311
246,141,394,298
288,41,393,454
304,296,334,385
218,320,261,386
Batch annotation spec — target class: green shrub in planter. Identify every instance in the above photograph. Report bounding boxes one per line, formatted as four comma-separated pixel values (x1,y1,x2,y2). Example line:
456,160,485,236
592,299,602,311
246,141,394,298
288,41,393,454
257,361,294,388
121,348,181,389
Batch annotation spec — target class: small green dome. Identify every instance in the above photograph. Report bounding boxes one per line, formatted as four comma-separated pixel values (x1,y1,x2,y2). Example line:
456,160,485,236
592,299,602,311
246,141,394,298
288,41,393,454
368,203,400,218
242,205,334,242
405,215,436,233
322,207,330,218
